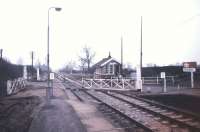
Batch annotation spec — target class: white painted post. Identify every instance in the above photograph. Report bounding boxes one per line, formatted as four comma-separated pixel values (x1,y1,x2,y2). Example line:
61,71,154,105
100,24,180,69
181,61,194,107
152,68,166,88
157,76,159,84
191,72,194,88
164,78,167,92
90,79,92,88
177,84,180,90
122,78,125,89
172,76,175,86
161,72,166,92
37,68,40,81
136,66,142,91
111,78,113,88
100,79,102,88
7,80,12,95
141,77,144,84
23,66,27,79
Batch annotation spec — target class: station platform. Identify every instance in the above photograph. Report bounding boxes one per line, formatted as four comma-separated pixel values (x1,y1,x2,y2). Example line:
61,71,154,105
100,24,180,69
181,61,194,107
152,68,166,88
7,80,121,132
28,98,87,132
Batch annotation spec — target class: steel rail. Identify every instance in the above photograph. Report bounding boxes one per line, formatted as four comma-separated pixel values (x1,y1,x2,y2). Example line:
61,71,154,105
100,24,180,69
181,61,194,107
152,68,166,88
115,91,200,120
57,74,154,132
83,90,155,132
103,91,200,132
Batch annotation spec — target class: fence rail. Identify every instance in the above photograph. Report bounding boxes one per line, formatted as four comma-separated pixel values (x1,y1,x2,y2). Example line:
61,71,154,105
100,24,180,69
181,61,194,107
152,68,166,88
142,76,175,85
81,76,177,90
6,78,26,95
82,78,136,90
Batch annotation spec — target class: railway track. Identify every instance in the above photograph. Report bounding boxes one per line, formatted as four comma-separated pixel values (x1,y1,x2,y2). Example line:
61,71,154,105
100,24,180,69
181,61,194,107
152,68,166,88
101,91,200,131
57,73,200,132
113,91,200,121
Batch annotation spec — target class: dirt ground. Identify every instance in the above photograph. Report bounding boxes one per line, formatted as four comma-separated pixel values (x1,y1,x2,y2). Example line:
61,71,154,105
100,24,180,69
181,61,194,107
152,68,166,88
0,95,40,132
0,81,88,132
0,82,48,132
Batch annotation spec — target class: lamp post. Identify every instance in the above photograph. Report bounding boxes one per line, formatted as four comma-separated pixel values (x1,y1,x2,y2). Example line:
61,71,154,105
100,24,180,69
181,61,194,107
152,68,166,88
47,7,62,101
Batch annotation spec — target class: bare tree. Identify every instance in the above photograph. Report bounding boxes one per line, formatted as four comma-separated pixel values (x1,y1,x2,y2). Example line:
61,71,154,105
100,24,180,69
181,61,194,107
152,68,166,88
79,45,95,73
79,60,86,74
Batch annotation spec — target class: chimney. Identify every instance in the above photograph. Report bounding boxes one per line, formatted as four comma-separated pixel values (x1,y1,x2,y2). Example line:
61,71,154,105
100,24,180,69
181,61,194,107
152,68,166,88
108,51,111,58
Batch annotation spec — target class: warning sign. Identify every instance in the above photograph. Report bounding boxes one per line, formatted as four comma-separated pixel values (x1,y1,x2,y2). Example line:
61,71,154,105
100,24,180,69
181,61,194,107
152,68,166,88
183,62,197,72
183,62,197,68
50,73,54,80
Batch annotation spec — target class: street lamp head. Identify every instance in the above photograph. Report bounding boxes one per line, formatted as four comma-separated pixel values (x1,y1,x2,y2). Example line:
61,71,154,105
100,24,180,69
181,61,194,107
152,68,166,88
55,7,62,11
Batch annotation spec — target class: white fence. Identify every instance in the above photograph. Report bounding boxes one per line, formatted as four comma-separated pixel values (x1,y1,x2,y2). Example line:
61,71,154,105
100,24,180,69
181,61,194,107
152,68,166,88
142,76,175,85
82,78,136,90
82,76,176,90
7,78,26,95
57,73,176,90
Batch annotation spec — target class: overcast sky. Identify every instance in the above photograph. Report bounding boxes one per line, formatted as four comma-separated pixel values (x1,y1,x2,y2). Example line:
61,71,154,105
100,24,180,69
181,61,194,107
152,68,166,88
0,0,200,70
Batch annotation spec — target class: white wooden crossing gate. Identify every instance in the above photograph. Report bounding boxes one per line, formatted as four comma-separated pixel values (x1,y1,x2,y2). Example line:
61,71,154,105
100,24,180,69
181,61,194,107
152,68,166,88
82,78,136,90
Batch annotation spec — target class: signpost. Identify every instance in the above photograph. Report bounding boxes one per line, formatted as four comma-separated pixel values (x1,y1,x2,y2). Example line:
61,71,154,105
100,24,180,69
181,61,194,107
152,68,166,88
160,72,166,92
37,68,40,81
160,72,166,79
183,62,197,88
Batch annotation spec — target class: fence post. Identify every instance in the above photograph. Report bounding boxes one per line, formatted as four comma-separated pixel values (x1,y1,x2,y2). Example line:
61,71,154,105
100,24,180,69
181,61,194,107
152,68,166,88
163,78,167,92
177,84,180,90
157,76,159,84
191,71,194,88
111,78,113,88
82,78,84,88
90,79,92,88
7,80,12,95
122,78,125,89
172,76,175,86
100,79,102,88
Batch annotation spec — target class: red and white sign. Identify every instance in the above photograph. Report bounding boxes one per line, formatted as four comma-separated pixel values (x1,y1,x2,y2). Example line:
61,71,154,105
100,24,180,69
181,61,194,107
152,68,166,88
183,62,197,72
183,68,196,72
183,62,197,68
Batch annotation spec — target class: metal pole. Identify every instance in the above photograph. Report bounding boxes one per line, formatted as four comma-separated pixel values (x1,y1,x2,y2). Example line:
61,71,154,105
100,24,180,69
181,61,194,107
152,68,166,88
47,7,62,101
31,51,34,80
47,8,50,102
121,36,123,76
140,16,143,77
140,16,143,91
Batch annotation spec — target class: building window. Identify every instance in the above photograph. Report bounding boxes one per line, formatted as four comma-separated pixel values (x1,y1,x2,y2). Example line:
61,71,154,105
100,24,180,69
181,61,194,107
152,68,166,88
109,64,115,74
106,65,108,74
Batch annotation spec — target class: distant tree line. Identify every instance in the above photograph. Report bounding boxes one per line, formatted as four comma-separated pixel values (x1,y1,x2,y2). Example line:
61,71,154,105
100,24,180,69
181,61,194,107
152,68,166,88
0,58,35,80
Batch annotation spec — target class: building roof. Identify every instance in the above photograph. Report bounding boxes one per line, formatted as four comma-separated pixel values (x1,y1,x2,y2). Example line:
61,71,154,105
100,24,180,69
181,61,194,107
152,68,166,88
91,55,120,69
92,57,111,68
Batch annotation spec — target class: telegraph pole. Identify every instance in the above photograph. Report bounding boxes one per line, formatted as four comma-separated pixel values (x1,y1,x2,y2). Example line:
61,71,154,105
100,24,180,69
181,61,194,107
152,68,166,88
140,16,143,76
31,51,34,79
121,36,123,76
137,16,143,91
